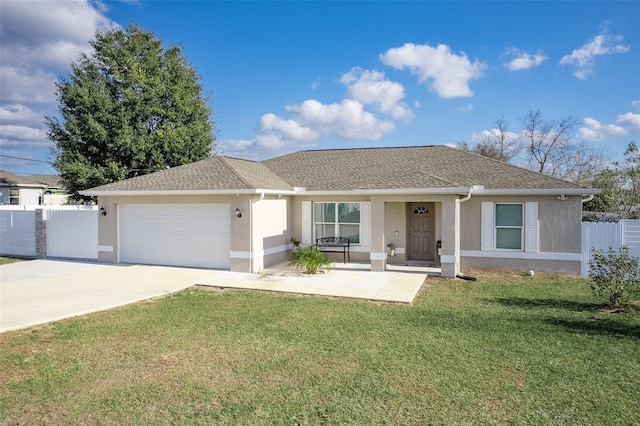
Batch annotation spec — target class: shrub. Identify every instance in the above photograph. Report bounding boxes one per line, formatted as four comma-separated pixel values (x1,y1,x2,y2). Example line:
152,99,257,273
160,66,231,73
588,246,640,306
290,245,332,274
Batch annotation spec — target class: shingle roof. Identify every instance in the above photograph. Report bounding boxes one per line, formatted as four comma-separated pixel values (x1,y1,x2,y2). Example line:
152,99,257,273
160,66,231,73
26,174,64,188
85,145,594,194
0,170,47,187
262,145,591,191
86,156,292,192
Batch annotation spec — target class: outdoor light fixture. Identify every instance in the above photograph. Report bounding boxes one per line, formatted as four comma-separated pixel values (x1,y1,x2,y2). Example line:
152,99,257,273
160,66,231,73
235,207,242,218
100,207,107,216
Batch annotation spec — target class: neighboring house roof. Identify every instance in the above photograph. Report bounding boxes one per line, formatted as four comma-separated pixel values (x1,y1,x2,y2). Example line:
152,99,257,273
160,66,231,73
82,146,598,196
85,156,292,193
0,170,47,188
26,174,65,189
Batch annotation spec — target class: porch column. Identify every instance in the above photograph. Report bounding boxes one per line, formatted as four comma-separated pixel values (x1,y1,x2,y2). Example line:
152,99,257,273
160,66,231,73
370,198,386,272
440,196,459,278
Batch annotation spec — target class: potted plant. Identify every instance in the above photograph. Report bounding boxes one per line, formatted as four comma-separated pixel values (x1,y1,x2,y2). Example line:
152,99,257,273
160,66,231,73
387,242,396,257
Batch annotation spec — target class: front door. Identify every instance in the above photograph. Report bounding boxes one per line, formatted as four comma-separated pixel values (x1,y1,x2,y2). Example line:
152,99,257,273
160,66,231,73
408,203,434,261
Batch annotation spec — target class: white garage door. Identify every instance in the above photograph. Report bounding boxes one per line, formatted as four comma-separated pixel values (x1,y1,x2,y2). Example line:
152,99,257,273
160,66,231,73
119,204,230,269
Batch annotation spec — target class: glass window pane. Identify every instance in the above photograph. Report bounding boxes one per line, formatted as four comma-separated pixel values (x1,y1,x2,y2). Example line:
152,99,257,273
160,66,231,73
339,224,359,244
9,188,19,196
496,204,522,227
496,228,521,249
338,203,360,223
315,224,335,239
314,203,335,222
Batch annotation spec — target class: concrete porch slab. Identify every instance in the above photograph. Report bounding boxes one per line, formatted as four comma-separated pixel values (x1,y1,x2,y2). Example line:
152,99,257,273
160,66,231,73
196,262,428,304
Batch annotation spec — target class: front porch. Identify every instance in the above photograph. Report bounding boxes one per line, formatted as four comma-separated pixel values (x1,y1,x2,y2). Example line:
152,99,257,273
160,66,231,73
368,195,464,278
201,261,432,304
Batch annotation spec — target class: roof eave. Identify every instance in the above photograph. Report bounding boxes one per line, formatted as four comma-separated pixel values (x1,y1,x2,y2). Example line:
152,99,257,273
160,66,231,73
299,187,473,196
0,183,47,188
473,188,601,196
80,188,296,197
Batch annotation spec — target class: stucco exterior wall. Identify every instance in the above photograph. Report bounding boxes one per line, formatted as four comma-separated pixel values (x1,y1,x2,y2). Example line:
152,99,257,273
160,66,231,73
252,197,292,272
458,194,583,273
96,194,253,271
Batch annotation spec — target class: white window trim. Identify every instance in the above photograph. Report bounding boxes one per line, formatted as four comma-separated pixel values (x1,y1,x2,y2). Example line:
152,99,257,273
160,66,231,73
312,201,363,245
481,201,538,253
494,203,524,251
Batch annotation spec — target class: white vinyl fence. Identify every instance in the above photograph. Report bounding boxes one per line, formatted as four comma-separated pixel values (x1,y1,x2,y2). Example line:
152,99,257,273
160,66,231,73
0,206,98,260
46,207,98,259
581,220,640,276
0,207,36,257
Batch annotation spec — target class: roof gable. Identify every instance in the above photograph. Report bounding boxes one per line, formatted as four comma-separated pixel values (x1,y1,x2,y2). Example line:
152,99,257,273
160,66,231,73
86,156,291,192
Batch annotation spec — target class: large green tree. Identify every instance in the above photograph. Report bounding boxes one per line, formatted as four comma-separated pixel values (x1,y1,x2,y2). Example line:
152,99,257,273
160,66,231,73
47,24,215,200
584,141,640,221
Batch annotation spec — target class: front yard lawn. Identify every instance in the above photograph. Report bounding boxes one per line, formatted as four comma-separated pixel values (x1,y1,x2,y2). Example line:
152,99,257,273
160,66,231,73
0,257,24,265
1,270,638,424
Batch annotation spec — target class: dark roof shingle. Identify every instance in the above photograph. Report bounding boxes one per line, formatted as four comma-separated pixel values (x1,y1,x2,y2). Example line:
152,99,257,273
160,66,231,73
0,170,47,187
87,156,291,192
262,145,589,191
85,145,593,193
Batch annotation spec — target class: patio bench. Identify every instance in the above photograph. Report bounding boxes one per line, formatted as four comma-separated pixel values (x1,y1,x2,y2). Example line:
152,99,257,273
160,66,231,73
316,237,350,263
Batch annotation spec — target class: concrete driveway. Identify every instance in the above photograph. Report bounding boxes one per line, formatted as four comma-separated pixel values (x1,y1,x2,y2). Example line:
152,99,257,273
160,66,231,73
1,259,428,333
0,260,214,333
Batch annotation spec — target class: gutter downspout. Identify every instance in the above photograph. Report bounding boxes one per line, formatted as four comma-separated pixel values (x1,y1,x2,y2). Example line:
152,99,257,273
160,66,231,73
454,187,475,280
581,194,594,204
250,192,265,273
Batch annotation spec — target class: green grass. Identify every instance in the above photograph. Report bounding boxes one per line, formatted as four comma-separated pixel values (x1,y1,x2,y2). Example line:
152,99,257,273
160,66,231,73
1,269,638,424
0,257,25,265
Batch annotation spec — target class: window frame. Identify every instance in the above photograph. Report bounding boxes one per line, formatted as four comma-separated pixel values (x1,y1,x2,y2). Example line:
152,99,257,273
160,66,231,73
9,188,19,205
312,202,362,245
494,203,524,251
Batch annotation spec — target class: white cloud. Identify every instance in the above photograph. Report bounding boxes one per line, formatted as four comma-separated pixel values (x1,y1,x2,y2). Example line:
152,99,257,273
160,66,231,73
0,0,117,162
560,32,630,79
286,99,395,140
471,128,520,144
632,100,640,107
380,42,486,98
219,98,397,158
616,112,640,133
259,113,319,143
579,117,628,141
0,104,44,126
502,48,547,71
0,124,49,147
457,104,474,112
340,67,414,121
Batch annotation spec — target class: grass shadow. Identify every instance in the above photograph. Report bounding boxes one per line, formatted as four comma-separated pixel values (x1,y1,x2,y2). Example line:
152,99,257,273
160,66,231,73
545,317,640,339
487,297,605,312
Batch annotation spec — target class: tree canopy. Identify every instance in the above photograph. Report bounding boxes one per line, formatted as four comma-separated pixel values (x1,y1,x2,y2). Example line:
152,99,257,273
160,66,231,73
47,24,215,200
459,110,605,184
584,141,640,221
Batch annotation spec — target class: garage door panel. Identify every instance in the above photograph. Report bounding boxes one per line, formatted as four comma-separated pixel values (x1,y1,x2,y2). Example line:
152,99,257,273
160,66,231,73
119,205,230,269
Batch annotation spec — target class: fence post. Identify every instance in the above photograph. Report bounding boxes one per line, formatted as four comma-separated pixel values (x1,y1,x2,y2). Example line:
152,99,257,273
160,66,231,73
35,208,47,259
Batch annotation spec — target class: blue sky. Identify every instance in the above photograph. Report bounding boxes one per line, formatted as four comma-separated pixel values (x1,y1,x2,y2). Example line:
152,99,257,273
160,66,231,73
1,1,639,175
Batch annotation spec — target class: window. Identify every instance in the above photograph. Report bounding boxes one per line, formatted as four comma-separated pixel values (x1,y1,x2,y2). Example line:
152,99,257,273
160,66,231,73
495,204,523,250
9,188,19,205
313,202,361,244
